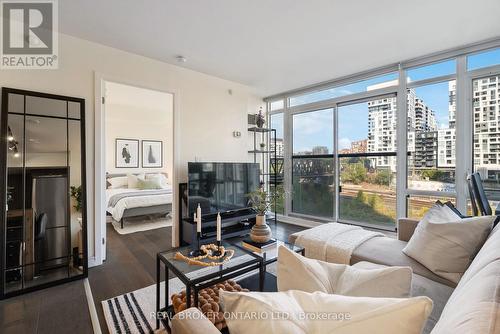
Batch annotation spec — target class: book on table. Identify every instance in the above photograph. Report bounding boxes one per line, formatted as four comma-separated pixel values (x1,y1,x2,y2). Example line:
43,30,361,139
242,238,277,253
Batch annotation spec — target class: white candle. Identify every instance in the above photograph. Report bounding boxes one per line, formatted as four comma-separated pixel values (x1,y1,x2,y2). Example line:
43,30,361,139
197,204,202,233
216,213,222,241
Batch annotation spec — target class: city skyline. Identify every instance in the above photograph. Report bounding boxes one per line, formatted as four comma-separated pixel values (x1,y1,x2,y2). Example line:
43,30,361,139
271,52,499,155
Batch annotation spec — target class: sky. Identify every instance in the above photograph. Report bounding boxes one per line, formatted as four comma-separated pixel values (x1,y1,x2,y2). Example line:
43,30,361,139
272,49,500,152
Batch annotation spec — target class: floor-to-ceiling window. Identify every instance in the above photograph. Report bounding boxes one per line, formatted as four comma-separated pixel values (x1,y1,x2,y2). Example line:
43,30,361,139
338,97,397,228
291,109,334,218
469,47,500,213
269,111,285,214
264,41,500,229
406,74,458,218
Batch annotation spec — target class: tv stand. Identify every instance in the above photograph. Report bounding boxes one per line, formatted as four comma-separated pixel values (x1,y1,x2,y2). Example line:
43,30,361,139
181,212,256,245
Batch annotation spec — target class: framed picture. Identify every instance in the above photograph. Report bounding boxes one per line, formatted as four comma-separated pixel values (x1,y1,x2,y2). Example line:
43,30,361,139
142,140,163,168
115,139,139,168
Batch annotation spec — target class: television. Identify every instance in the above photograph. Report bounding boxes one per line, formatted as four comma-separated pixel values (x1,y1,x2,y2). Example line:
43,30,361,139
187,162,260,218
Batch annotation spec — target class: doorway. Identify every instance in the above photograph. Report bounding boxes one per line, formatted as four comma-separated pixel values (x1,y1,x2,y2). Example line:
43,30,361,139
93,75,179,266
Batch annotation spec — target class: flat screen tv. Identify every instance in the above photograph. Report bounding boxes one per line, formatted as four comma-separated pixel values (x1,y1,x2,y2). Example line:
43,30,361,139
188,162,260,218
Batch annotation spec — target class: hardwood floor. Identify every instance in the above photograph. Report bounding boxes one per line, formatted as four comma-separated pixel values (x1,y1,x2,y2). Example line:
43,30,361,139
88,221,305,333
0,280,93,334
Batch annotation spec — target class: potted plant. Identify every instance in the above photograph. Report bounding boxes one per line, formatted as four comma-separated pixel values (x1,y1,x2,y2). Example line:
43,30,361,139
70,185,83,227
247,187,284,243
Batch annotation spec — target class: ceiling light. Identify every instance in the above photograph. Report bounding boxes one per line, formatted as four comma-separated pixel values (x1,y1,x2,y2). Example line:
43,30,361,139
7,135,14,142
13,152,20,158
175,55,187,63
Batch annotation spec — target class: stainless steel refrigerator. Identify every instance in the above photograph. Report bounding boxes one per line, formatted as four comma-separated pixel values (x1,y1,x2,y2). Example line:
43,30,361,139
32,175,69,270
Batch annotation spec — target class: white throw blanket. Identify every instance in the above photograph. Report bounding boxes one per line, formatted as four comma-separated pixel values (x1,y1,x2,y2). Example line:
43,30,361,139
294,223,384,264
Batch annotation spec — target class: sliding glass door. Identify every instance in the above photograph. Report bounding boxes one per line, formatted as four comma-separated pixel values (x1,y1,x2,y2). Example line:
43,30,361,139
291,108,334,219
471,72,500,213
337,97,397,228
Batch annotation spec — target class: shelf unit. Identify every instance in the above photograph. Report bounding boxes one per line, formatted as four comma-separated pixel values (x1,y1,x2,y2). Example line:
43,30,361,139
248,127,278,225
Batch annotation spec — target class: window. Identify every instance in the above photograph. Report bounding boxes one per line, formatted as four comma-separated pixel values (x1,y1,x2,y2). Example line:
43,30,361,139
292,109,334,218
269,113,284,214
269,100,284,111
289,72,398,107
407,81,456,194
338,100,397,228
293,109,333,155
467,48,500,71
407,59,456,82
472,74,500,213
407,195,456,219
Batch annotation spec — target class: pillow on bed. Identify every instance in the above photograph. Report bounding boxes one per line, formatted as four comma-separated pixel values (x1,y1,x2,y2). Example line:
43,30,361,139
137,178,163,190
108,176,128,189
127,173,145,188
146,173,169,188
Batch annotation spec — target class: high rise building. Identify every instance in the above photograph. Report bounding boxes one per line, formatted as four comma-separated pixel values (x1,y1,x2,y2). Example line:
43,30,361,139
367,81,437,172
472,75,500,171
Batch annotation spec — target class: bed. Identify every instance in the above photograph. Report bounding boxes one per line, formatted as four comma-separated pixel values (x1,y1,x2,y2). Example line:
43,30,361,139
106,173,173,229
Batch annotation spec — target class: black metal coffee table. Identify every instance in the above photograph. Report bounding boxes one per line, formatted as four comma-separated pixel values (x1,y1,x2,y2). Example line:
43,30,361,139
155,240,305,331
155,241,263,330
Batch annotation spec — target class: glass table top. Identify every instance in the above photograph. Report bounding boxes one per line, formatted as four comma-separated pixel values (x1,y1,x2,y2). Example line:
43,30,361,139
158,241,260,280
232,239,304,265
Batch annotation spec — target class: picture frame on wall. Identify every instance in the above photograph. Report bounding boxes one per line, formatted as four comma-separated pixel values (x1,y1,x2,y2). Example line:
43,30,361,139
142,140,163,168
115,138,139,168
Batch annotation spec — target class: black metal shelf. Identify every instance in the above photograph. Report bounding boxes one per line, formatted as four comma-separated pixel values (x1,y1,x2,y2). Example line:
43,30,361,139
248,150,274,154
248,124,278,226
248,127,274,133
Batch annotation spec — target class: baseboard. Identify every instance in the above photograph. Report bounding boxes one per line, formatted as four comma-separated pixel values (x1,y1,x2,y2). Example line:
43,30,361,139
88,256,101,268
84,278,102,334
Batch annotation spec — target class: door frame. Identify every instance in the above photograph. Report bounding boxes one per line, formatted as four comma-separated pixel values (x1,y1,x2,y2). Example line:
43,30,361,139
92,72,181,266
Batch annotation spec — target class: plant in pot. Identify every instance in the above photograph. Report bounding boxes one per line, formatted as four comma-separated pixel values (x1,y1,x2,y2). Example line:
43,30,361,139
70,185,83,227
247,187,284,243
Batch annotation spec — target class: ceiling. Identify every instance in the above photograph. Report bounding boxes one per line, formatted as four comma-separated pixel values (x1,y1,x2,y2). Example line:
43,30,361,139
60,0,500,96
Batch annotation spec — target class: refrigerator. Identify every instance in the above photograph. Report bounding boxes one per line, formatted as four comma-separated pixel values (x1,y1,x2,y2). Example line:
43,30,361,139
32,175,69,270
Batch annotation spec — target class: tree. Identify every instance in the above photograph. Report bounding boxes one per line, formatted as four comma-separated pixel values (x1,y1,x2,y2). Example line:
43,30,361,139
374,169,391,186
342,162,367,185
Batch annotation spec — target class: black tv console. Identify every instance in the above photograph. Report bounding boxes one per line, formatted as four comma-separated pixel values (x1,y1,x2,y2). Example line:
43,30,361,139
181,212,256,245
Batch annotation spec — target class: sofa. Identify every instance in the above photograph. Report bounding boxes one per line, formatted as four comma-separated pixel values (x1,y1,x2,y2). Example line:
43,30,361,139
171,219,500,334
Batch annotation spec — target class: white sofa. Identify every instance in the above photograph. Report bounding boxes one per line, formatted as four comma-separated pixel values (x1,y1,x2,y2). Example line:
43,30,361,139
171,220,500,334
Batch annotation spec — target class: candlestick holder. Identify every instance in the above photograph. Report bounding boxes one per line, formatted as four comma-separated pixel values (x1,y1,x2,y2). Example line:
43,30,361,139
189,232,206,257
212,240,223,257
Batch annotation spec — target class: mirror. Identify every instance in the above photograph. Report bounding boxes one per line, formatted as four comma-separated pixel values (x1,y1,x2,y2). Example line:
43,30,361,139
2,89,86,297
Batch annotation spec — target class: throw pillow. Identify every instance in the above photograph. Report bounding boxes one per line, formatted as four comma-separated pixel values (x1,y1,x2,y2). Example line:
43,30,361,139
220,290,433,334
136,178,163,190
127,173,145,188
107,176,128,189
277,246,412,298
418,202,462,226
402,216,495,284
146,173,169,189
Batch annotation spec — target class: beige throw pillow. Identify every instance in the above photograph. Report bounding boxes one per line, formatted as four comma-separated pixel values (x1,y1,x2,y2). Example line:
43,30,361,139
220,290,433,334
402,216,494,284
107,176,128,189
277,246,412,298
127,173,145,188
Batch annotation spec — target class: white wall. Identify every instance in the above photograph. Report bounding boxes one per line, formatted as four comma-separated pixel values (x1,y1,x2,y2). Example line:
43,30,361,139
0,33,264,262
105,82,173,180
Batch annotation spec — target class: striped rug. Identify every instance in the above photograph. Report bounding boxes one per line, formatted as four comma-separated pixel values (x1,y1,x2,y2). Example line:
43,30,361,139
102,260,277,334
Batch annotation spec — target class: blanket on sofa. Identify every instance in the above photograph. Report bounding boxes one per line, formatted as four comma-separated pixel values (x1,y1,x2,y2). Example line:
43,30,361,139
294,223,384,264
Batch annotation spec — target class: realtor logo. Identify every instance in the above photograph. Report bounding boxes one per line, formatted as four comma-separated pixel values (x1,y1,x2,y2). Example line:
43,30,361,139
1,0,58,69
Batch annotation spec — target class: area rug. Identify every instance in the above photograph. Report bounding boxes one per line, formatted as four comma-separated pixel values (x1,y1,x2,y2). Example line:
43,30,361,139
102,262,277,334
110,215,173,235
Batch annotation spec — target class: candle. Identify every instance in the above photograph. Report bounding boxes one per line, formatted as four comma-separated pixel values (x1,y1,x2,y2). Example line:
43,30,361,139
216,213,222,241
197,204,202,233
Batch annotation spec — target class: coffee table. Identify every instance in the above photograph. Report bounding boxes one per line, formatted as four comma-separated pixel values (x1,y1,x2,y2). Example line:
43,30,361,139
231,239,305,270
155,241,263,330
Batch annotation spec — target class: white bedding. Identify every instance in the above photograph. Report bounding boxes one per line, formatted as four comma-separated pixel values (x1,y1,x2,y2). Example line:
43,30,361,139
106,186,173,222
